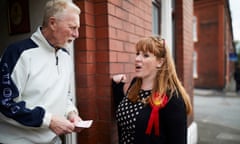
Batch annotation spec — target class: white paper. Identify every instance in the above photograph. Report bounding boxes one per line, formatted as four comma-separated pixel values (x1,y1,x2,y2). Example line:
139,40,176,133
75,120,93,128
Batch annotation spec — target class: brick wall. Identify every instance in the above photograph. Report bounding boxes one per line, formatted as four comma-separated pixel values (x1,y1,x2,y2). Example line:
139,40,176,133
223,0,235,88
74,0,152,143
175,0,194,123
73,0,196,143
194,0,220,88
194,0,234,89
74,1,98,143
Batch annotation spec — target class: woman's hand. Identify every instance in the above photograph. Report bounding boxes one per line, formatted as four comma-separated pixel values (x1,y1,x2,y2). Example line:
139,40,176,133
112,74,127,83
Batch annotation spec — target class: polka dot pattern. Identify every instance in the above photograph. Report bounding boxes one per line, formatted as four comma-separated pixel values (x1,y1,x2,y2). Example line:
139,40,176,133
116,89,151,144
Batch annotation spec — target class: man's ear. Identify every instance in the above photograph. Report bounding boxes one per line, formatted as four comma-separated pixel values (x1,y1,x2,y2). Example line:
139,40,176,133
49,17,57,30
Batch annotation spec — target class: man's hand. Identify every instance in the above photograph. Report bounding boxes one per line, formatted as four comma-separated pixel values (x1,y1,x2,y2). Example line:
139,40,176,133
67,111,84,132
49,115,75,135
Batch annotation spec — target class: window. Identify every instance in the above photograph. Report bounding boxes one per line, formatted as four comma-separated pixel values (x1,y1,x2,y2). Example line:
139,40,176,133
152,0,161,35
193,16,198,42
193,51,198,78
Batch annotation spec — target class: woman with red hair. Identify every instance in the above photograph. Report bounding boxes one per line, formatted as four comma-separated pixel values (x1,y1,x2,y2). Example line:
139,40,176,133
112,36,192,144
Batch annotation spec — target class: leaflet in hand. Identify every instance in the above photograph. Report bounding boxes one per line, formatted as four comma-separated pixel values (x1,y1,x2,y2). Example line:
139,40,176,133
75,120,93,128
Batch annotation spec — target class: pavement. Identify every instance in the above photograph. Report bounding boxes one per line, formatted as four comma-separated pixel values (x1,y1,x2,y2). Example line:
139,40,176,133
194,89,240,144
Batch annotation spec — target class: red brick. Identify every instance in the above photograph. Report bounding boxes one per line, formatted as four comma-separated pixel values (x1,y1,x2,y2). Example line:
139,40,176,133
194,0,234,89
73,0,197,143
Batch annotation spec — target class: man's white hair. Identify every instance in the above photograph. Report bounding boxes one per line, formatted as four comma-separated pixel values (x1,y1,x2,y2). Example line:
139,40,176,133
42,0,81,26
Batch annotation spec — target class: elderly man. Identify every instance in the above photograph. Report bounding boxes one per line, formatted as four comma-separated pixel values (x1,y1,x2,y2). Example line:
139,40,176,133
0,0,82,143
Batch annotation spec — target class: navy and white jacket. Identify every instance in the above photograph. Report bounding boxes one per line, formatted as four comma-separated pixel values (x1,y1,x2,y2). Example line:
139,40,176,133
0,27,77,144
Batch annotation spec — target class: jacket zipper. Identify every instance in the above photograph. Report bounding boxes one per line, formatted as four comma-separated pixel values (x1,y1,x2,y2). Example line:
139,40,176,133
55,51,59,74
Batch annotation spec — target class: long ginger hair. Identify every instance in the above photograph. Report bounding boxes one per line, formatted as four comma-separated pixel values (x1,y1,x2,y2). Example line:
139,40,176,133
127,36,192,114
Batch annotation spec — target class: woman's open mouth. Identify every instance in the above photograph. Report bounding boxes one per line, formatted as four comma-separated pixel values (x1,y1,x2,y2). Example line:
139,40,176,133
135,65,142,71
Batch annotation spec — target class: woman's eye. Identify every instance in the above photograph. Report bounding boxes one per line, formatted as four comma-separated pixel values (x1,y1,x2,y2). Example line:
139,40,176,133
136,52,140,56
143,53,149,57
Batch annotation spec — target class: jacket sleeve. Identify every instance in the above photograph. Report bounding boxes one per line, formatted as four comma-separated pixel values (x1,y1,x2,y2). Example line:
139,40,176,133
65,70,78,117
112,77,137,111
163,93,188,144
0,43,45,128
112,80,125,111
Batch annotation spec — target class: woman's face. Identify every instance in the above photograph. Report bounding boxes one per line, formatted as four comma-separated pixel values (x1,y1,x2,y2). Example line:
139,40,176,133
135,51,160,80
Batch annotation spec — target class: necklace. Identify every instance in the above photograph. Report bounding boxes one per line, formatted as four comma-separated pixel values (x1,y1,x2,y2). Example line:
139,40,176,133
137,96,149,104
137,89,151,104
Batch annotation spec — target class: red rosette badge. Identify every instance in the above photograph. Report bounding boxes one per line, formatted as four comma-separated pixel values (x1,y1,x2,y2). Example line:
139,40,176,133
145,92,168,136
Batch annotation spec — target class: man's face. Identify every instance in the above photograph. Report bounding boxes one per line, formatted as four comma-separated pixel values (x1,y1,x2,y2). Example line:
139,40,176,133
52,9,80,48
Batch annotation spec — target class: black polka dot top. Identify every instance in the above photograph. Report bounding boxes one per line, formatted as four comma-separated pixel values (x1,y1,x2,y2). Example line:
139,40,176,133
116,89,151,144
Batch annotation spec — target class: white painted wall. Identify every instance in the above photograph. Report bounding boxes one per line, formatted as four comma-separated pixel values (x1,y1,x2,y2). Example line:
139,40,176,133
0,0,47,54
161,0,173,55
